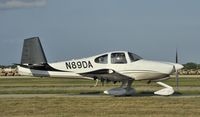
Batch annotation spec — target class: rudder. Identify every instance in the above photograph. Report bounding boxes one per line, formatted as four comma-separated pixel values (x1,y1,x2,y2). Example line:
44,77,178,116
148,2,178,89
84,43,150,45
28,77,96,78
21,37,47,65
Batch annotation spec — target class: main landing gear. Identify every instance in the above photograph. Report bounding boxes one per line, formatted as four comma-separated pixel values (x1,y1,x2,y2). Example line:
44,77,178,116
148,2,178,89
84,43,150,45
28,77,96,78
104,79,135,96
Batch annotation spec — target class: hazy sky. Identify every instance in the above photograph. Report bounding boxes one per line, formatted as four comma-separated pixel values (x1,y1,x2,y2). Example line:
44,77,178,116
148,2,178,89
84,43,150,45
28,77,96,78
0,0,200,65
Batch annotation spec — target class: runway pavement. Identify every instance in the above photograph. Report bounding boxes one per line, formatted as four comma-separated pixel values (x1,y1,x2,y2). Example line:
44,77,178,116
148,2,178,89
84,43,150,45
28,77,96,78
0,93,200,98
0,94,106,98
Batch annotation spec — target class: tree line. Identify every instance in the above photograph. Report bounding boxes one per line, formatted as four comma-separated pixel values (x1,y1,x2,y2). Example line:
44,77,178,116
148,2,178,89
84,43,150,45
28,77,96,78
183,62,200,69
0,65,17,69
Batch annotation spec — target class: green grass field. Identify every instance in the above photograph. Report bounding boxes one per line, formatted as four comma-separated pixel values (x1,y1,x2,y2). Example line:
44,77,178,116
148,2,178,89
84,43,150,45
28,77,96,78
0,76,200,117
0,96,200,117
0,76,199,95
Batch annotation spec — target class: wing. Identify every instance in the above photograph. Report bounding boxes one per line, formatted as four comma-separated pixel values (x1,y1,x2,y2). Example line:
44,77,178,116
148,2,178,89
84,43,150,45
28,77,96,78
80,69,132,82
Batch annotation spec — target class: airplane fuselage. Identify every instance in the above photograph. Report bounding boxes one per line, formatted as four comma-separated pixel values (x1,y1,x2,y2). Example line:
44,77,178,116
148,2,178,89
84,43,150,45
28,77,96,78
18,51,182,81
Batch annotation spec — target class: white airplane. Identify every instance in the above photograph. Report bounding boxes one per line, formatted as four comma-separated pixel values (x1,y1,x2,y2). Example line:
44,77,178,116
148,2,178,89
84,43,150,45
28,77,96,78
17,37,183,96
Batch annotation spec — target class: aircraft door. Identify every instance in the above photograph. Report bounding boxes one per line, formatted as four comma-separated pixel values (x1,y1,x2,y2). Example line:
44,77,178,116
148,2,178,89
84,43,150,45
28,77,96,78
110,52,128,70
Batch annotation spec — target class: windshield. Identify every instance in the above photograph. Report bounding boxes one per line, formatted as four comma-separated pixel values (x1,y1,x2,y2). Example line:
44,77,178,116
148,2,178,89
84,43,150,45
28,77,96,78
95,54,108,64
128,52,142,62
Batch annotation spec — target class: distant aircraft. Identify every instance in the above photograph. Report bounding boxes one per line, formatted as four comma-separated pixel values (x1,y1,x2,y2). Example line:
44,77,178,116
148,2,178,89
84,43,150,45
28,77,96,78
17,37,183,96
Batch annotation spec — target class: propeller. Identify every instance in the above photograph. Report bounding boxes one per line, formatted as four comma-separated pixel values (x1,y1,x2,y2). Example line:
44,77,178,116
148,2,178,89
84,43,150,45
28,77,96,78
175,48,179,91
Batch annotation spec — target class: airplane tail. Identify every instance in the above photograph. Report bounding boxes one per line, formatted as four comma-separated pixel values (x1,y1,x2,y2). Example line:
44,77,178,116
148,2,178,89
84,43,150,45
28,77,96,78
21,37,47,65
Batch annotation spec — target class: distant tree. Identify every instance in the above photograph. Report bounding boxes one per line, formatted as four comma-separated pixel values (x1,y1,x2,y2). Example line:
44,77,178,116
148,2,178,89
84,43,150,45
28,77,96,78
197,64,200,69
0,65,16,69
0,65,6,68
183,62,198,69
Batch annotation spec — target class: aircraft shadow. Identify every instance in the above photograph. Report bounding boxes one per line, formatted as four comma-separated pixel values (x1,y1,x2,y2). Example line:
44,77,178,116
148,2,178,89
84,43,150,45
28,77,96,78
112,91,184,97
77,91,200,97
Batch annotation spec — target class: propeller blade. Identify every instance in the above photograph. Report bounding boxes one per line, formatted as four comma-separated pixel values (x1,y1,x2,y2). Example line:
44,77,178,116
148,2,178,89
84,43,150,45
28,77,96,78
175,48,179,91
176,69,179,90
176,48,178,63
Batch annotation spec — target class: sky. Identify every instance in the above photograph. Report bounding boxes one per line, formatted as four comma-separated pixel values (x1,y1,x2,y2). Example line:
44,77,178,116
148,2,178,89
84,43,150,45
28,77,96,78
0,0,200,65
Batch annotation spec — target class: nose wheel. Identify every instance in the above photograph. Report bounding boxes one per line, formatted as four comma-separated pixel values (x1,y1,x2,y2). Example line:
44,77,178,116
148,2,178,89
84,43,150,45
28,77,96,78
154,82,174,96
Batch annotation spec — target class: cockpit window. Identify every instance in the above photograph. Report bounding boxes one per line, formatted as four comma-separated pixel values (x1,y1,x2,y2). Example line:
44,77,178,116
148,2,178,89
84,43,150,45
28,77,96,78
128,52,142,62
95,54,108,64
111,53,127,64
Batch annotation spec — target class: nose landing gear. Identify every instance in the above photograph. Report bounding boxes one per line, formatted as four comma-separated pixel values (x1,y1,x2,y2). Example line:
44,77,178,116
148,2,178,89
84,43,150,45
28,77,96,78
154,82,174,96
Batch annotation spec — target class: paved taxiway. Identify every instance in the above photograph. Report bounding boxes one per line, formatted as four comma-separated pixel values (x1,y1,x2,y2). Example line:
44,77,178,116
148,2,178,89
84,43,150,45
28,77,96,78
0,94,200,98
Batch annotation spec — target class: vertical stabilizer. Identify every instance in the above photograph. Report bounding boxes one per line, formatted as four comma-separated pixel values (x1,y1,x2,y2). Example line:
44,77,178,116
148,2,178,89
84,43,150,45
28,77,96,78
21,37,47,65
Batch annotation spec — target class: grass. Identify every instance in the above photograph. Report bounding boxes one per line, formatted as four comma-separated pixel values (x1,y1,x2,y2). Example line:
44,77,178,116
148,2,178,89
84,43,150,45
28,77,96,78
0,96,200,117
0,76,200,94
0,76,199,117
0,77,108,94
